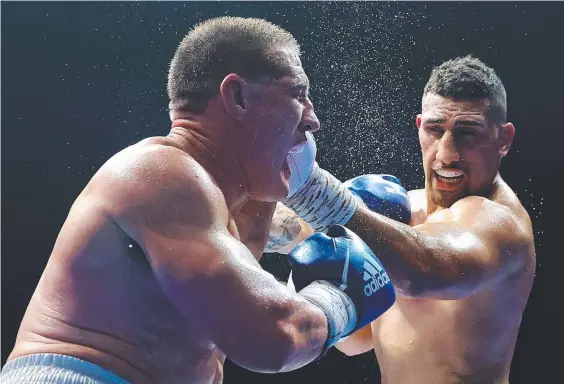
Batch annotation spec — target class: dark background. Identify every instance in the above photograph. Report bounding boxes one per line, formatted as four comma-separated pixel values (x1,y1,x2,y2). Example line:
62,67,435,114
2,2,563,383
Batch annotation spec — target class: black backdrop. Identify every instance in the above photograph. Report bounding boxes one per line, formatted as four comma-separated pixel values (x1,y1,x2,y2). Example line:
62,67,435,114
2,2,563,383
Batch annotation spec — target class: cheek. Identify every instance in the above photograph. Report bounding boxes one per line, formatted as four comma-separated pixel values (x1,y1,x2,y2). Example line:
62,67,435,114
420,139,436,162
462,140,498,163
271,103,300,127
461,151,498,185
283,109,302,132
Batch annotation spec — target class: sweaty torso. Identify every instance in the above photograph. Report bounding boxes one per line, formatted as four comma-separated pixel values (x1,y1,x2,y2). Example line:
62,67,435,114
9,138,237,384
371,187,535,384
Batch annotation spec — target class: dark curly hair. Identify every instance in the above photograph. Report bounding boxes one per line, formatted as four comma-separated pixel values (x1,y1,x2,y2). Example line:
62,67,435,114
423,55,507,123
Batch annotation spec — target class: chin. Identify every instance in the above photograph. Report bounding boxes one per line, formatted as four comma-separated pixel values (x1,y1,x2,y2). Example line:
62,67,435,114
274,182,290,201
431,190,460,208
253,180,289,202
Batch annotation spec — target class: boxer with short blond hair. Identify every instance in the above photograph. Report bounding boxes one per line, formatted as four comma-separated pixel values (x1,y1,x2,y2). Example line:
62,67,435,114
268,56,535,384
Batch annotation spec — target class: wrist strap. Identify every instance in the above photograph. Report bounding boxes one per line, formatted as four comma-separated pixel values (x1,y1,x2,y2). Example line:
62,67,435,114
283,163,358,232
298,280,357,354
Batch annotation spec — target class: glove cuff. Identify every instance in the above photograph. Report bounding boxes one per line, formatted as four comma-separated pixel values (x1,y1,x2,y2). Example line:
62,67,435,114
298,280,358,354
283,163,358,233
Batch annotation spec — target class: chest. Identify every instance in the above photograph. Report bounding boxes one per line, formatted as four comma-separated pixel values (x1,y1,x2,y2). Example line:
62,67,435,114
372,292,509,354
375,298,450,342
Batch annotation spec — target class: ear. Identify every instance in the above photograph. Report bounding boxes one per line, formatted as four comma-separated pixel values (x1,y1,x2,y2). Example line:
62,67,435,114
416,114,423,130
498,122,515,158
220,74,248,120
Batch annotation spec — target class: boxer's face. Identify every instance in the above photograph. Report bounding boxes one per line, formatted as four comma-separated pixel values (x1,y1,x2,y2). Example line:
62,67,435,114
417,94,514,208
242,48,320,201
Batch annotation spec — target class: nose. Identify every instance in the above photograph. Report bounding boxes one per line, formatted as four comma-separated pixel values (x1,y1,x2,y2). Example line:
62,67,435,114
436,130,461,164
299,98,320,134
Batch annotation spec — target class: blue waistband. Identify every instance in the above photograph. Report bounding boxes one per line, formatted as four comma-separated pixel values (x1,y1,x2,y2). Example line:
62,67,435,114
1,353,130,384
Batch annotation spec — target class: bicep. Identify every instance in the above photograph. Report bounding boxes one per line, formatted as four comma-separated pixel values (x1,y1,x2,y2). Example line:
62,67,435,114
142,226,328,371
128,208,325,371
144,227,290,331
111,158,289,333
411,198,528,297
118,186,293,347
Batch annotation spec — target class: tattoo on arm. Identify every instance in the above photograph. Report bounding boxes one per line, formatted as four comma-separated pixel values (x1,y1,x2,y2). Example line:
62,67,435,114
265,205,304,253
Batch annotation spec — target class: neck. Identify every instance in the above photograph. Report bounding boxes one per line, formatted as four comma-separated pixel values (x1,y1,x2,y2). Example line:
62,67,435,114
168,116,250,213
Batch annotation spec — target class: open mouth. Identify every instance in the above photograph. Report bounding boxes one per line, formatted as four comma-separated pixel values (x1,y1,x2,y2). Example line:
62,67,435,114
434,169,464,189
282,156,292,179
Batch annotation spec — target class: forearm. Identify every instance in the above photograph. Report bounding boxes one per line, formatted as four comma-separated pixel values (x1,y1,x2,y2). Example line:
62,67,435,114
229,281,358,373
269,295,329,372
205,260,330,372
277,188,447,296
233,290,329,373
265,203,314,254
346,206,468,297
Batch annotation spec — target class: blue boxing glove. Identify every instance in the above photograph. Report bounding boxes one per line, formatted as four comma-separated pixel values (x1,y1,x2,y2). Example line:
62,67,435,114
289,224,395,352
344,174,411,224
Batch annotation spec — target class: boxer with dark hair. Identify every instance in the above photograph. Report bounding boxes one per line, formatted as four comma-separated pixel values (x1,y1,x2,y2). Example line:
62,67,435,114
269,55,535,384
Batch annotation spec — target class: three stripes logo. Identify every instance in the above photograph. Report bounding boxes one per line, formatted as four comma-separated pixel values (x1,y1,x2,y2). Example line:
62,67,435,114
363,257,391,297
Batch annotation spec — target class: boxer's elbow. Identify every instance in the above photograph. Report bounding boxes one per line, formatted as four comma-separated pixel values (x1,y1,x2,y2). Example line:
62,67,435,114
244,330,323,373
274,314,328,372
241,303,327,373
240,332,301,373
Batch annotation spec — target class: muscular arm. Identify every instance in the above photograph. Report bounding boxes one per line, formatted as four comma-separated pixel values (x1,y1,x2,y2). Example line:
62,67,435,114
265,203,314,254
347,196,532,299
102,145,328,373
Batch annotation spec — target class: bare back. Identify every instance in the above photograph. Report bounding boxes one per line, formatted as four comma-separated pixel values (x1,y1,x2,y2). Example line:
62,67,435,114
371,185,535,384
9,138,232,384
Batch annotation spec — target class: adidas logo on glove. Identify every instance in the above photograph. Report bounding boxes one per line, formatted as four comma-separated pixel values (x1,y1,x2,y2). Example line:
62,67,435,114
362,257,391,296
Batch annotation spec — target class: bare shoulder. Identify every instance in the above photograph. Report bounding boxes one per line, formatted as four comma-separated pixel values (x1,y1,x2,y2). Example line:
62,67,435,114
450,192,534,253
90,141,226,232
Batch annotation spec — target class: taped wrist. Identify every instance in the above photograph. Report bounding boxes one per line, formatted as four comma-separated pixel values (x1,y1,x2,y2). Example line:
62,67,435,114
298,280,358,354
283,163,358,233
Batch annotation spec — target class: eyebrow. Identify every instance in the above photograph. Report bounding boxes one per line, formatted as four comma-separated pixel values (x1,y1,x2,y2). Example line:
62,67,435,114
455,120,484,127
290,82,310,95
423,118,446,124
293,83,308,90
423,118,484,127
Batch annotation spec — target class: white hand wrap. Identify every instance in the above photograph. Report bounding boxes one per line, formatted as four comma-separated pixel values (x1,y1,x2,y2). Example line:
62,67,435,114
298,280,358,349
283,162,358,233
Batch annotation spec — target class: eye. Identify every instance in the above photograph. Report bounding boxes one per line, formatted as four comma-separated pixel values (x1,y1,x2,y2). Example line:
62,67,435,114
295,93,307,103
290,86,309,103
427,125,443,135
459,129,476,136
